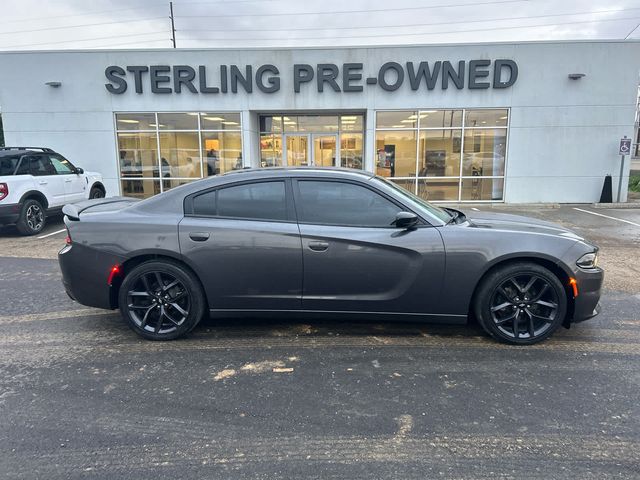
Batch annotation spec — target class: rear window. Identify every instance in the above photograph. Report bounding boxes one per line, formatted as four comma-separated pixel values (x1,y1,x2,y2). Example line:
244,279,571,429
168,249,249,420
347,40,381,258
0,156,20,175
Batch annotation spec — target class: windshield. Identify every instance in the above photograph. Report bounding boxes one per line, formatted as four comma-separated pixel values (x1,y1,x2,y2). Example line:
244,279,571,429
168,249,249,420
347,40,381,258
372,176,453,224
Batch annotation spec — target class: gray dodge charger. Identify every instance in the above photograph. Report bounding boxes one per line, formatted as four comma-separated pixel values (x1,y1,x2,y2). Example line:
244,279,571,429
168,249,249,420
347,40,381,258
58,168,603,344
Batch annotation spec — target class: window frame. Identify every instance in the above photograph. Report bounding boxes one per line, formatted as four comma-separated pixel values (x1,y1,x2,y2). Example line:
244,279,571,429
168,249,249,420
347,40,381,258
291,177,431,229
184,178,296,223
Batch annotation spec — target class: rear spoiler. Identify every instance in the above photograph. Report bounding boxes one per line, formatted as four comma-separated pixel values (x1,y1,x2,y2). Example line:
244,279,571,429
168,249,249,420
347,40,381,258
62,196,139,220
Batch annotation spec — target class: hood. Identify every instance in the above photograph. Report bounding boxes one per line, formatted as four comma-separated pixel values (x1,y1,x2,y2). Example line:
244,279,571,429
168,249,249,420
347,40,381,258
463,211,585,241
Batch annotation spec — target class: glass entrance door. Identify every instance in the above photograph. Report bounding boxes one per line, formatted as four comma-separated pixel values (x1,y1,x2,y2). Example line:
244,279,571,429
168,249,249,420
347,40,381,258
284,134,310,166
312,134,338,167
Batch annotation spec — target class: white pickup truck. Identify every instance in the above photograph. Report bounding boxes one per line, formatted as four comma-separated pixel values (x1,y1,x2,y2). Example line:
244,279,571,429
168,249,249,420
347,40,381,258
0,147,105,235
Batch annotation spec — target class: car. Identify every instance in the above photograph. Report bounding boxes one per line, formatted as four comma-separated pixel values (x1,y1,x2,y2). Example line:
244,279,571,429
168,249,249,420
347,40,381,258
0,147,105,235
58,167,603,345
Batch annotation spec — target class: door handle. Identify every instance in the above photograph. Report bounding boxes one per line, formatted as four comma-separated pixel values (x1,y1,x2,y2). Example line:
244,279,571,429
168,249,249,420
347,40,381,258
189,232,210,242
308,241,329,252
38,180,48,185
64,178,72,183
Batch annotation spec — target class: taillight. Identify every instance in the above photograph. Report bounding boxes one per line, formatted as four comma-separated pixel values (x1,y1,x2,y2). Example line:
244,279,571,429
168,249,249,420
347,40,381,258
65,234,72,245
107,265,121,286
0,183,8,201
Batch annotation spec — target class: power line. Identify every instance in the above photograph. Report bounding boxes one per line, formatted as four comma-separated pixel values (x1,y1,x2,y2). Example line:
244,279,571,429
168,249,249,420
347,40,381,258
0,16,166,36
178,15,640,42
0,32,167,50
175,0,532,19
180,7,640,34
0,5,164,26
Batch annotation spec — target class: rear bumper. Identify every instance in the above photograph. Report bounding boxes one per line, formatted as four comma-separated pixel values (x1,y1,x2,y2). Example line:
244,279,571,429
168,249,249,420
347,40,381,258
0,203,21,225
58,243,123,310
571,267,604,323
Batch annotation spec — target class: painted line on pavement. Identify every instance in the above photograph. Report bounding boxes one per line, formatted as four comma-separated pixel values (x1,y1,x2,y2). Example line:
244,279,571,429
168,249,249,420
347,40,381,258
573,207,640,227
37,228,66,239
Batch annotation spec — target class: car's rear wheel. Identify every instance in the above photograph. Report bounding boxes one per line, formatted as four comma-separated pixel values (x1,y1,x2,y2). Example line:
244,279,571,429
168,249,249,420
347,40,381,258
16,198,46,235
474,262,567,345
118,260,206,340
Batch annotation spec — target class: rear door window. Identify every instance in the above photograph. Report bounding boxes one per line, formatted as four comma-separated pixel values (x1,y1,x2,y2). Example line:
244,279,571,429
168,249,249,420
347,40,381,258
29,155,57,176
192,181,288,221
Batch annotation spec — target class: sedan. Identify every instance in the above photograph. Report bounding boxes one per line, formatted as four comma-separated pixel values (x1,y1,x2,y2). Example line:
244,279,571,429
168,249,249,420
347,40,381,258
58,168,603,345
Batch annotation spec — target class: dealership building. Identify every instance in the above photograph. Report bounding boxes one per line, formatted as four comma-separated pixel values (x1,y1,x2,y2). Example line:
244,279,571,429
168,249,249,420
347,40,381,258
0,40,638,203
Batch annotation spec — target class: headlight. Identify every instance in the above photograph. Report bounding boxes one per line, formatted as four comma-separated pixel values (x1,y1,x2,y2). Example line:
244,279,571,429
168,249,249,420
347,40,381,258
576,251,598,269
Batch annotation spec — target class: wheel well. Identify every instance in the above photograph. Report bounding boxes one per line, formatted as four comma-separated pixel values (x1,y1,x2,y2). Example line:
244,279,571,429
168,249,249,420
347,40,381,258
469,257,575,327
21,191,49,209
109,254,209,310
91,182,106,194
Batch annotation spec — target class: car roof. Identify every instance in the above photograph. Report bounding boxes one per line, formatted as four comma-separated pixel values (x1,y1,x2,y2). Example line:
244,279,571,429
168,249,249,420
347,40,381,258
222,166,375,179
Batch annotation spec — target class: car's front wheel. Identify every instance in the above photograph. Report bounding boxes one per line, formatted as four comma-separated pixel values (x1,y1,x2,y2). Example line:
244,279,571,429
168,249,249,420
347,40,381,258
474,262,567,345
89,186,104,199
118,260,206,340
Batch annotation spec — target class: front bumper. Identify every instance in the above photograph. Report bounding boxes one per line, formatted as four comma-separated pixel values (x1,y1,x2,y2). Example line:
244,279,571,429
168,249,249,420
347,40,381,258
570,267,604,323
0,203,21,225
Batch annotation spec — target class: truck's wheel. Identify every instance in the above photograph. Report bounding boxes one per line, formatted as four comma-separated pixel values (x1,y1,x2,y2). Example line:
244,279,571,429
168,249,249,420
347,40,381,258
16,199,46,235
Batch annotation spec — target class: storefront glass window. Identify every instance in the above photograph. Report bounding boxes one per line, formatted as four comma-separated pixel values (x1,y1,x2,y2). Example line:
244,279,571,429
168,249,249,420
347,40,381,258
157,113,198,130
375,109,509,201
375,131,417,178
115,113,156,131
116,112,243,198
259,114,364,169
202,131,243,175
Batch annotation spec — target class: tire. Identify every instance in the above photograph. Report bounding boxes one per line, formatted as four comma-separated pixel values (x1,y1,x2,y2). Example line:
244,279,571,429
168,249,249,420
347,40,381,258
16,198,46,235
118,260,206,340
474,262,567,345
89,186,105,199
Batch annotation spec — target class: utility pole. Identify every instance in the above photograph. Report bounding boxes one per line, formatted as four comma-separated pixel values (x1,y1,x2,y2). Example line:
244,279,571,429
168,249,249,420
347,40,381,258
169,1,176,48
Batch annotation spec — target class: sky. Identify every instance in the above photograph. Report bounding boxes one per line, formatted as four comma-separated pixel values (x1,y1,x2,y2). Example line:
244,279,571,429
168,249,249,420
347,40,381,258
0,0,639,50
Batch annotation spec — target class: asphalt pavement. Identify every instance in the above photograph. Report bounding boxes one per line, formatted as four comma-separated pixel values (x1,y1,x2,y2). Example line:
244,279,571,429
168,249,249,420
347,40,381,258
0,205,639,479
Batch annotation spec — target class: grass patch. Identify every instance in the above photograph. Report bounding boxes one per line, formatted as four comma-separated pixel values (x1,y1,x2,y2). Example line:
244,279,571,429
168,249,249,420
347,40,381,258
630,175,640,193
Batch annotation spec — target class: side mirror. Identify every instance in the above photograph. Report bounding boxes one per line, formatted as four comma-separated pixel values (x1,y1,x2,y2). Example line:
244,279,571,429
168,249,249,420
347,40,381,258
75,167,84,175
393,211,419,229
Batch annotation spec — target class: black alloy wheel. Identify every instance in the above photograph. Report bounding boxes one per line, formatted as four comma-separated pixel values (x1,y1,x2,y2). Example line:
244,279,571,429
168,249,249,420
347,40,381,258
475,263,567,345
490,274,559,340
119,261,205,340
16,199,46,235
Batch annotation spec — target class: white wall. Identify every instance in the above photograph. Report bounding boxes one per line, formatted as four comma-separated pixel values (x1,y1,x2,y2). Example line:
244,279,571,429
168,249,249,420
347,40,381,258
0,41,638,202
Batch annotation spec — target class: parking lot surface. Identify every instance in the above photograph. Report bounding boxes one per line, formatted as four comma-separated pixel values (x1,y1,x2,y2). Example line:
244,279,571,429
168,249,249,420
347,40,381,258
1,205,639,479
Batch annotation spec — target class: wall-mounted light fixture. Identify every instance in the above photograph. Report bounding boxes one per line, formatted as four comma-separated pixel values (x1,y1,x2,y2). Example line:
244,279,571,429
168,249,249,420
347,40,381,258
45,81,62,87
567,73,586,80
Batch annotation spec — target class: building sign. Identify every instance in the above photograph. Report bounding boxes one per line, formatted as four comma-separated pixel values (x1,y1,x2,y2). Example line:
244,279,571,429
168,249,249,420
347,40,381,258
104,59,518,95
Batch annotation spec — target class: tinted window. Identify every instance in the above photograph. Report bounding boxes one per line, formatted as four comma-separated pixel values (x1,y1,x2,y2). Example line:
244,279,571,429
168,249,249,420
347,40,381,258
0,155,20,175
29,155,56,176
192,190,217,217
193,181,287,221
49,155,75,174
297,180,402,227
